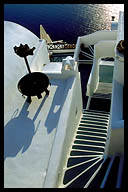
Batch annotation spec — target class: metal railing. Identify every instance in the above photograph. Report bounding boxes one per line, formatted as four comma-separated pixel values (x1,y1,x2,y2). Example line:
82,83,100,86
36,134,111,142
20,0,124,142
47,43,76,50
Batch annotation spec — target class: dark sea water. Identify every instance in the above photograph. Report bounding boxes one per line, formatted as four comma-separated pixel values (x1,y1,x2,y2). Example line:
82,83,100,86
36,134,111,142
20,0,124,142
4,4,124,43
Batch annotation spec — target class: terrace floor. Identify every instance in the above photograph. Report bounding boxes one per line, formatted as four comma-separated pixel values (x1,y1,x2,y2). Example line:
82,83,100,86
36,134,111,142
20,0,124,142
4,78,68,188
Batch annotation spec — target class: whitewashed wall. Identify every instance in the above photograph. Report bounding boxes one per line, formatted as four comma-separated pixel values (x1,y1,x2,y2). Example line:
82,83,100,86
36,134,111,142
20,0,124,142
86,40,116,96
74,30,117,61
105,12,124,156
4,21,49,118
44,72,82,188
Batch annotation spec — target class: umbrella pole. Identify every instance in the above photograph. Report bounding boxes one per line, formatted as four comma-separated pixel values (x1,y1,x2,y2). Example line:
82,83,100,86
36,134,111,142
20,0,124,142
24,56,31,74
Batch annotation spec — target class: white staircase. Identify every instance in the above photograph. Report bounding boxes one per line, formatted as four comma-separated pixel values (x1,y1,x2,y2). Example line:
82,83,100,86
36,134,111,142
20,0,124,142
59,110,124,188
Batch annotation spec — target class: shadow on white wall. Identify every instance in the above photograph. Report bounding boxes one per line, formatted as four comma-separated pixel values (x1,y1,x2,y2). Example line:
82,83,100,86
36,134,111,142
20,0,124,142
45,79,72,134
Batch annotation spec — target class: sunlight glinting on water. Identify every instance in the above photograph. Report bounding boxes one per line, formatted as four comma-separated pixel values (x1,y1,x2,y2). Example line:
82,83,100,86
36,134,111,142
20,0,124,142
4,4,124,43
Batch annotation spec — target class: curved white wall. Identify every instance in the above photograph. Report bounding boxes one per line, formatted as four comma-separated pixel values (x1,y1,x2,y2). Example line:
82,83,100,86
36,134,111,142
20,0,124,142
4,21,50,117
4,21,39,115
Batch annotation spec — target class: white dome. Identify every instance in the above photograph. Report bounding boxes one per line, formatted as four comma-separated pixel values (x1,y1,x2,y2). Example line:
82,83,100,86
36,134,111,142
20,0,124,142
4,21,39,115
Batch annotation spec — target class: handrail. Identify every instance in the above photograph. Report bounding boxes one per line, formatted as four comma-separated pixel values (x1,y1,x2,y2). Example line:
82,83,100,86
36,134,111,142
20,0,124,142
88,45,94,55
80,50,94,60
47,43,76,50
